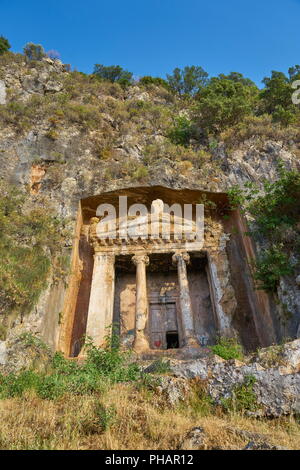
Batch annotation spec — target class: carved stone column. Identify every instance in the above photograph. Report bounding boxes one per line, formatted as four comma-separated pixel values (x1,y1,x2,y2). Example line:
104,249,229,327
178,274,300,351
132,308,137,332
85,253,115,348
172,252,198,347
132,254,150,352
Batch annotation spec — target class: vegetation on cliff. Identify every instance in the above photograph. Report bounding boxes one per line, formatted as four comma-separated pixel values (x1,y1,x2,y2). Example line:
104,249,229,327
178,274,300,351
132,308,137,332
0,44,299,334
0,182,67,338
229,166,300,292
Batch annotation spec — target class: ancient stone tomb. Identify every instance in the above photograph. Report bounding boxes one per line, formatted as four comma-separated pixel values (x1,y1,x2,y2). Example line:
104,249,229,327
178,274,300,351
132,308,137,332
59,186,278,358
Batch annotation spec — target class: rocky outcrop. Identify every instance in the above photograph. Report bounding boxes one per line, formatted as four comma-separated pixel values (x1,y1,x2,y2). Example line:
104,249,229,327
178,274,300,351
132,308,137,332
0,55,299,356
0,332,52,374
179,427,207,450
179,426,289,450
155,376,190,406
169,339,300,418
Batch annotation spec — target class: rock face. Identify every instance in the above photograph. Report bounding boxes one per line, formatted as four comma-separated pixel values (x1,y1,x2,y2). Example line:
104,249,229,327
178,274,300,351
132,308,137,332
155,376,190,406
0,55,299,359
170,339,300,418
0,80,6,104
180,427,207,450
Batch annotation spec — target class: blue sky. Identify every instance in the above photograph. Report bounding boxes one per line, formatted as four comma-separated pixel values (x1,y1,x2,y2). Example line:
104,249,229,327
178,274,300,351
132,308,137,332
1,0,300,85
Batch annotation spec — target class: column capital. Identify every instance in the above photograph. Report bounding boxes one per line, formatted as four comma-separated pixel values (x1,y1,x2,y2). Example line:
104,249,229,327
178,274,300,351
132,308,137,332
132,254,150,267
172,252,190,266
93,252,115,261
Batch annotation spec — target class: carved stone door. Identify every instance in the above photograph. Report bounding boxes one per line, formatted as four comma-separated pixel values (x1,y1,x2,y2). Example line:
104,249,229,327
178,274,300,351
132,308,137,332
149,301,179,349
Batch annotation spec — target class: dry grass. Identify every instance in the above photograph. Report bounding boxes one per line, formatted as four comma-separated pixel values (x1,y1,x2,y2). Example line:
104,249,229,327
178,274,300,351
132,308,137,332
0,383,299,450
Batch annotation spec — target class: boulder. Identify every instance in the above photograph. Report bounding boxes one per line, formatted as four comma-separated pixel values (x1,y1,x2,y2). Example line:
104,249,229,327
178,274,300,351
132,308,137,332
170,339,300,418
0,80,6,104
180,427,207,450
155,376,190,406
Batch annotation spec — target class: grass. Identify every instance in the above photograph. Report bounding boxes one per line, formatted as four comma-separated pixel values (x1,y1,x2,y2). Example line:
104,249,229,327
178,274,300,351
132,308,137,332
0,336,299,450
210,337,244,361
0,384,299,449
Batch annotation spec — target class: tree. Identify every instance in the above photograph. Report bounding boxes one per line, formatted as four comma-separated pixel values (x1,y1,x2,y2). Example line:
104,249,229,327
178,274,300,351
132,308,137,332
194,76,258,134
166,65,209,96
218,72,256,87
139,75,169,89
23,43,46,61
288,65,300,81
0,36,11,55
259,69,299,125
93,64,133,86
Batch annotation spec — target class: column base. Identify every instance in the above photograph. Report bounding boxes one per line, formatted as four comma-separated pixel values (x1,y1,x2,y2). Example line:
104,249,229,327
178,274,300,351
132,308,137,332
133,333,150,353
183,336,200,348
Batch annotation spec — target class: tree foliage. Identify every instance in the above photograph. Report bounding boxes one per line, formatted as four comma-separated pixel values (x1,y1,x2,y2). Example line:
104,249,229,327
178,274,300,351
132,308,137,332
93,64,133,86
0,36,10,55
166,65,209,96
23,42,46,61
228,166,300,292
139,75,169,89
194,76,258,134
0,182,65,317
259,69,300,125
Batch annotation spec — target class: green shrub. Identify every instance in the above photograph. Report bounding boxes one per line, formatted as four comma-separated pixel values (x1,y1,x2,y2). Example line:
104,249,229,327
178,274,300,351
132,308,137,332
23,43,46,61
221,375,258,413
253,246,293,292
139,76,170,89
166,65,209,96
94,403,116,432
147,359,171,375
183,383,214,417
0,334,144,401
0,370,41,398
131,165,149,181
194,76,258,134
0,36,10,55
0,182,65,317
93,64,133,86
167,116,196,146
228,167,299,293
210,337,243,360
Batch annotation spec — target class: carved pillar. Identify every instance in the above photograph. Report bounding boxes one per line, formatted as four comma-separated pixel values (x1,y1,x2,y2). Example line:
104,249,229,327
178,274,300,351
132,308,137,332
172,252,198,347
132,254,150,352
85,253,115,347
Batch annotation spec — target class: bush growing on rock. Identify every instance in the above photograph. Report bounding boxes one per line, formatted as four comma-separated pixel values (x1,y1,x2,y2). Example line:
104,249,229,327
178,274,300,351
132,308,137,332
23,42,46,61
194,76,258,134
93,64,133,86
166,65,209,96
0,182,66,321
0,336,142,400
167,116,197,147
221,375,258,413
0,36,10,55
139,75,170,90
210,337,244,360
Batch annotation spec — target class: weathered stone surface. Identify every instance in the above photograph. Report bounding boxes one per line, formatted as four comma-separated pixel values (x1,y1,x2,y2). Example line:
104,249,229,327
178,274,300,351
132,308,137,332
170,339,300,417
0,341,7,365
170,358,209,379
155,376,190,406
0,333,52,374
244,441,288,450
44,80,63,93
180,427,207,450
0,80,6,104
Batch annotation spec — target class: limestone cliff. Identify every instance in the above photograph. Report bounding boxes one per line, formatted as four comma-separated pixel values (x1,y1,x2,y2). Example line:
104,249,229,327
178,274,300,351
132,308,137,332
0,55,299,365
